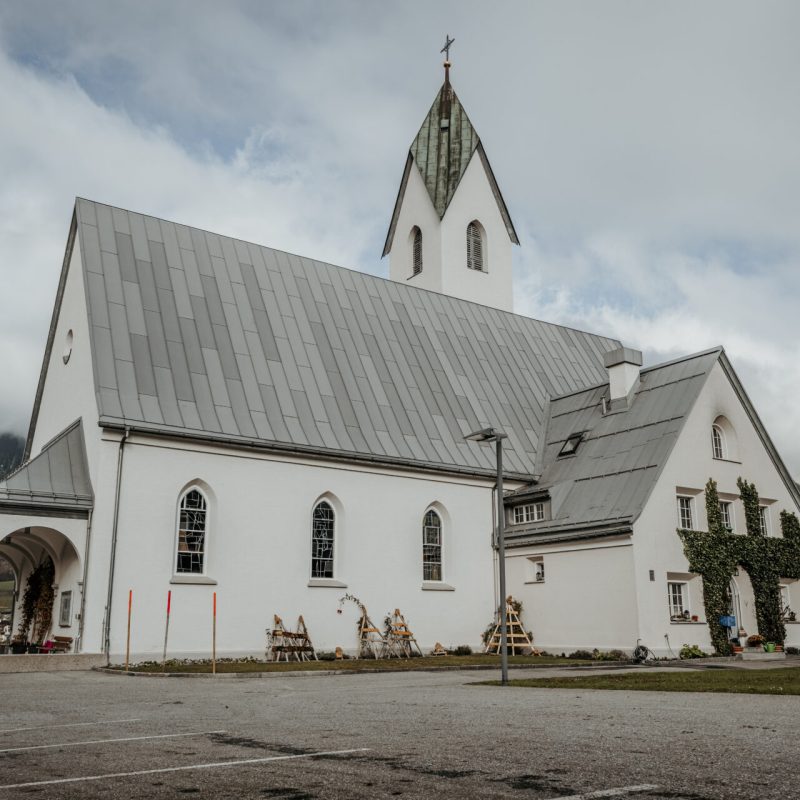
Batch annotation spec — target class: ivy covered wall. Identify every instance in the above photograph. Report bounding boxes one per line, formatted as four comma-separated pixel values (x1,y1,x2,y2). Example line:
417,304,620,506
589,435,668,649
678,478,800,654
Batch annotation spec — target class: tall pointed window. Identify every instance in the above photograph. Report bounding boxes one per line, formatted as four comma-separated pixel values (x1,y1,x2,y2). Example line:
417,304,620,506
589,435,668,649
711,424,726,459
423,509,442,581
467,221,485,271
176,489,207,574
411,226,422,276
312,501,335,578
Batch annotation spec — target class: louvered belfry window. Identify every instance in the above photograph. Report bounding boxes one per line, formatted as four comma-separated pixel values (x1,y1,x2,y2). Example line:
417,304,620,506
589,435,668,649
412,227,422,275
467,221,484,271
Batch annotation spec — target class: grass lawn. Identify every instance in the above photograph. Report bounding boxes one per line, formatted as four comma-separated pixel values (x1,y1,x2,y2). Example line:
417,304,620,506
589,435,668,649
112,654,590,674
479,667,800,695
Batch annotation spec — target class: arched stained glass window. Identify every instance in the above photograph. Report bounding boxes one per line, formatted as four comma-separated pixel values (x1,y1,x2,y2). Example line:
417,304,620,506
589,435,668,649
312,501,335,579
467,221,484,271
423,509,442,581
412,227,422,276
176,489,207,574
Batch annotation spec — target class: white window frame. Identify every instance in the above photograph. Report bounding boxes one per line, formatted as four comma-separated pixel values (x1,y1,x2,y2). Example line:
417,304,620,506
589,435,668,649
711,424,726,460
758,505,770,536
719,501,734,533
779,584,791,619
411,226,422,276
668,581,689,620
422,509,443,582
466,220,486,272
512,502,546,525
677,496,694,530
58,590,72,627
175,487,209,576
311,500,336,579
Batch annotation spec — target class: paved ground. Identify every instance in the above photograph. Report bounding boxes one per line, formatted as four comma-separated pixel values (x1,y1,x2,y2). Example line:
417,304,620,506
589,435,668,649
1,666,797,799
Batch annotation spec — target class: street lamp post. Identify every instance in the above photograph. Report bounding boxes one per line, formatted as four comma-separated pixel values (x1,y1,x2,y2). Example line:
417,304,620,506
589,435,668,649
464,427,509,685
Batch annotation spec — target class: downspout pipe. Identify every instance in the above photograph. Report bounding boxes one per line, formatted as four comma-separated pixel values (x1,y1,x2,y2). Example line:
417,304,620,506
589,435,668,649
76,507,93,653
103,426,129,663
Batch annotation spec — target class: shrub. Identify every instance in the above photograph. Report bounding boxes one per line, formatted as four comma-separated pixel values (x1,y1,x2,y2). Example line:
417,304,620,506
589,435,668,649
786,646,799,655
452,645,472,656
679,643,707,659
568,649,594,660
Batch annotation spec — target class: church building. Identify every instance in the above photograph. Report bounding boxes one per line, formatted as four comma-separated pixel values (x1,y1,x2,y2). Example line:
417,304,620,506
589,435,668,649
2,62,799,660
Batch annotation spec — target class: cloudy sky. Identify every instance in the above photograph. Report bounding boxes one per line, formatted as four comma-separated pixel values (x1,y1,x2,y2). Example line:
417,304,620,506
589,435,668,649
1,1,799,474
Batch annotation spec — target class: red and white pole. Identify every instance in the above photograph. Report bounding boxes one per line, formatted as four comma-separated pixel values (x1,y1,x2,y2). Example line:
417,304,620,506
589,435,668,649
161,590,172,673
125,590,133,672
212,592,217,675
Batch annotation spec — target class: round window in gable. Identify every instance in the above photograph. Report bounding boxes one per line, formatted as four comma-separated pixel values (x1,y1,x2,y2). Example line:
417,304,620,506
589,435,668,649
62,330,74,365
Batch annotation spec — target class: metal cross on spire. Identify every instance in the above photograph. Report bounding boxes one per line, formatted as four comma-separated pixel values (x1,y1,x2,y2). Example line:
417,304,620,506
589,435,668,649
440,35,455,62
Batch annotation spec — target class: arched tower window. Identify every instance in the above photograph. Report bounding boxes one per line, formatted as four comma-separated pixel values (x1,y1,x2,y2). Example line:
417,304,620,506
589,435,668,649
466,221,485,272
312,500,335,578
411,226,422,276
711,424,726,460
423,509,442,581
176,489,208,574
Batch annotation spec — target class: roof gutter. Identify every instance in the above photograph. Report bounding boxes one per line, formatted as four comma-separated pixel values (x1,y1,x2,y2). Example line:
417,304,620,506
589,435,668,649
99,420,536,485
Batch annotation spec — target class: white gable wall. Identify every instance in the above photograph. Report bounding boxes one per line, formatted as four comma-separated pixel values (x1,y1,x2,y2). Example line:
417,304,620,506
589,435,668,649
440,154,514,312
30,235,102,471
388,165,444,292
96,433,500,660
632,360,800,654
388,154,514,312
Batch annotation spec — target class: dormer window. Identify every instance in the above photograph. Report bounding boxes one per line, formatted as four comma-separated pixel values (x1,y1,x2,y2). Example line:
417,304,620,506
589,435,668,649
559,433,583,457
512,502,546,525
411,226,422,276
466,221,485,272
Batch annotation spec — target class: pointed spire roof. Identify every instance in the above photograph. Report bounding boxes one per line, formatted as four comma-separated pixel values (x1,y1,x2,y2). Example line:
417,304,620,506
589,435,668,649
383,77,519,256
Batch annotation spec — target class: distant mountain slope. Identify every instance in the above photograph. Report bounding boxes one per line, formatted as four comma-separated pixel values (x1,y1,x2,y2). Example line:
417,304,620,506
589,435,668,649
0,433,24,480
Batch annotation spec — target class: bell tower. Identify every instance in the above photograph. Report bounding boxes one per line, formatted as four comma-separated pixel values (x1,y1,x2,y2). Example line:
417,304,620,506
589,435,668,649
383,47,519,311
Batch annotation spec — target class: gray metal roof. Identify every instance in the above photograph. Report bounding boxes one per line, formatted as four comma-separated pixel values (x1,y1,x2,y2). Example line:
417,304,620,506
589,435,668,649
0,420,93,513
53,199,621,479
382,79,519,256
505,349,722,543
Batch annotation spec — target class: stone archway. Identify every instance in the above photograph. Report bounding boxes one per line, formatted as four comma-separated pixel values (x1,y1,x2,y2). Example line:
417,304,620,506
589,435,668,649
0,525,84,650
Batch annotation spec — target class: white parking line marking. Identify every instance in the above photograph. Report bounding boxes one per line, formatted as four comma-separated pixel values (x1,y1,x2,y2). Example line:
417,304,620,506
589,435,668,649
551,786,660,800
0,730,226,754
0,747,370,789
0,719,142,734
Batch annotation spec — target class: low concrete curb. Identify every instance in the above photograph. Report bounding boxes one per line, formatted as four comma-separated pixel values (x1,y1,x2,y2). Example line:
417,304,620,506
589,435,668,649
94,661,642,679
0,654,106,674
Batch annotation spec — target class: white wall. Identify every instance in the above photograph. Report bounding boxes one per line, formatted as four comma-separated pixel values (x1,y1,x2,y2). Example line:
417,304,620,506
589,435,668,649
506,538,639,653
633,360,800,654
388,154,514,312
30,236,102,472
100,434,498,661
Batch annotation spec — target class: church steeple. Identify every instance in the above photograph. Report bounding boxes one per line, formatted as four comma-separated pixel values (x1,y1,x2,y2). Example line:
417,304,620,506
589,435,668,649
383,56,519,312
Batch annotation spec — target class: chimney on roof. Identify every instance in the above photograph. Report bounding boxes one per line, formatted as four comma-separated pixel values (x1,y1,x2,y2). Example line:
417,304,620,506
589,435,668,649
603,347,643,405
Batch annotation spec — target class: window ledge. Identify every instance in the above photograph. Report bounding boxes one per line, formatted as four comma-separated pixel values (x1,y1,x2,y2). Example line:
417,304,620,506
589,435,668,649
421,581,455,592
712,457,742,464
170,575,217,585
669,620,705,625
307,578,348,588
524,580,546,585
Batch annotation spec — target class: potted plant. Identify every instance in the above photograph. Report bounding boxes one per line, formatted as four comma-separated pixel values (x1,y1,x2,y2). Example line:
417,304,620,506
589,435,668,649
10,636,27,655
746,634,764,648
691,615,699,622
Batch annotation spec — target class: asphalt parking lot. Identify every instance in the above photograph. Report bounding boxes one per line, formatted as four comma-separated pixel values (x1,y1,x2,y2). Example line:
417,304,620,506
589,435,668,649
1,667,797,799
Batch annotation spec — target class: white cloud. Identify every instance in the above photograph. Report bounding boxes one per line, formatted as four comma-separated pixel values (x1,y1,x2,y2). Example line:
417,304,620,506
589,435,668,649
0,1,799,477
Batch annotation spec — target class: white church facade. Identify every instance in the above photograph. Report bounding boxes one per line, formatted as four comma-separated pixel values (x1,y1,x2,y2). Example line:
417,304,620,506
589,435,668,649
2,68,800,661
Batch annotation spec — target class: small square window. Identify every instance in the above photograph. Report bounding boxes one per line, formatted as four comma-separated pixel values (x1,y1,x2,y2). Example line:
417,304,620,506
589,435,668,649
677,496,694,529
559,433,583,457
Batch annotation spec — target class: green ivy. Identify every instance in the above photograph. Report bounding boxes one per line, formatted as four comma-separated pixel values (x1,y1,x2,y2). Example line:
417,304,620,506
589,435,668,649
705,478,723,534
737,477,762,536
678,480,800,655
